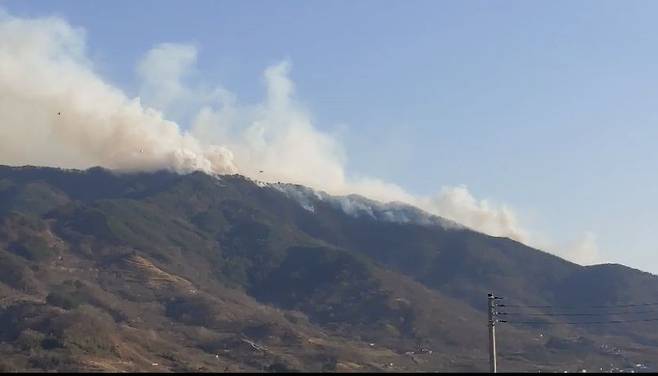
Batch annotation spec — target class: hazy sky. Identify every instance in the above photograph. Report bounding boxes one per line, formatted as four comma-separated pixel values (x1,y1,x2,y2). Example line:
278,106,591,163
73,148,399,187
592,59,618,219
4,0,658,273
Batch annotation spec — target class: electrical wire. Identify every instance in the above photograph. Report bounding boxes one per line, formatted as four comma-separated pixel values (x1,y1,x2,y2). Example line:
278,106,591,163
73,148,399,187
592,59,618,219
498,302,658,309
493,297,658,325
497,309,658,317
499,317,658,325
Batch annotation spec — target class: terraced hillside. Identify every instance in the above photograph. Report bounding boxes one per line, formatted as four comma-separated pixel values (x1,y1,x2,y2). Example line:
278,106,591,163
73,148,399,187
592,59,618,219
0,165,656,372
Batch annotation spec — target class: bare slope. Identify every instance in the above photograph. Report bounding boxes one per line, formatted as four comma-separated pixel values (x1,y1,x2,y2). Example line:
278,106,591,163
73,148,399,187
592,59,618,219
0,165,656,372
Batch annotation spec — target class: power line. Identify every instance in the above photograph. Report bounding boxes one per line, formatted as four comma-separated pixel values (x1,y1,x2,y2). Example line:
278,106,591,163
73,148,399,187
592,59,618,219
498,309,658,317
489,293,658,372
498,302,658,309
495,298,658,324
499,317,658,325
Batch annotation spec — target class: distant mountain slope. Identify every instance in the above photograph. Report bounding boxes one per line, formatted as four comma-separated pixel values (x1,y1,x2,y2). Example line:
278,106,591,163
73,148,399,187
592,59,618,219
0,165,656,372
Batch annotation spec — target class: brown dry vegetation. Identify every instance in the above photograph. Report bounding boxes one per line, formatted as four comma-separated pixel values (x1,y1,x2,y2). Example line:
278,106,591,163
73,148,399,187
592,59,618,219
0,165,656,372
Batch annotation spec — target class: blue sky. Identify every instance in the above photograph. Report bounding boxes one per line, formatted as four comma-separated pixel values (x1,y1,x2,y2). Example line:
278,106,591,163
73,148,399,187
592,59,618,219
4,0,658,273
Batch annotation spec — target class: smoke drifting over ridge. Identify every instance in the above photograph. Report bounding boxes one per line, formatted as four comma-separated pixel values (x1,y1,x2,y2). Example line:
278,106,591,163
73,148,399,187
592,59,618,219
0,12,236,175
0,10,600,265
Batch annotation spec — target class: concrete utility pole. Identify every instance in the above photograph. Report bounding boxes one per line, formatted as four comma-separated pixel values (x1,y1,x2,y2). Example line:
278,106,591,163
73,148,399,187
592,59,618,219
487,293,497,373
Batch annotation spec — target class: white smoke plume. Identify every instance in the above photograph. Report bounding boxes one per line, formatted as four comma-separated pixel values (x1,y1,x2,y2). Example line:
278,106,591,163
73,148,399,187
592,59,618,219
0,11,236,175
421,186,528,241
137,43,198,117
188,60,530,243
0,10,601,265
563,232,602,266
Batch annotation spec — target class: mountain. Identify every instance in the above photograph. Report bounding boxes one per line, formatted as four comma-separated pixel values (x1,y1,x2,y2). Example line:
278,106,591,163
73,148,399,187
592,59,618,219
0,165,656,372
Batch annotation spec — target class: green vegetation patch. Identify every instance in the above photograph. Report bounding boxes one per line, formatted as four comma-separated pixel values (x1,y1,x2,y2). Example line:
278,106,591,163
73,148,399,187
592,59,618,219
8,237,52,262
0,250,36,292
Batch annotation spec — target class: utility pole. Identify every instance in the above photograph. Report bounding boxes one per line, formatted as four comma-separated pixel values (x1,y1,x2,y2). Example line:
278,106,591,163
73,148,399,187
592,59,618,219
487,293,497,373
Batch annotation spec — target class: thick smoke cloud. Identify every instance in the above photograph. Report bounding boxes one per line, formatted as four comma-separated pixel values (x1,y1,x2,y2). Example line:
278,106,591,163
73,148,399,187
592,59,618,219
188,59,530,243
421,186,527,241
0,10,601,265
137,43,198,117
0,11,236,175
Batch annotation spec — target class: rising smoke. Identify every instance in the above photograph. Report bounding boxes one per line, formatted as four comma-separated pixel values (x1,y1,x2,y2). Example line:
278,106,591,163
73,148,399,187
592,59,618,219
0,10,601,265
0,11,236,175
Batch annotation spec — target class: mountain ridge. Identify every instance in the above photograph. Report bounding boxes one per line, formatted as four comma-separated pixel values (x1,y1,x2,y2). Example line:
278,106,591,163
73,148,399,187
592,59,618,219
0,164,656,372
